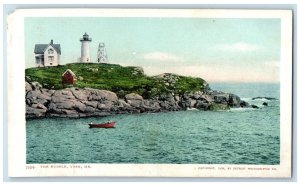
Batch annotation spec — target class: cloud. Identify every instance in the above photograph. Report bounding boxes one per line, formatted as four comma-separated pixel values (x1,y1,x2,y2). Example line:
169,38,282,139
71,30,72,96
212,42,261,52
142,52,183,62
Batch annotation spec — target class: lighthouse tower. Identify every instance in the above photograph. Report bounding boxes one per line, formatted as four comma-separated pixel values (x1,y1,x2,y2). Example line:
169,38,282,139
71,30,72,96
97,43,108,63
80,32,92,62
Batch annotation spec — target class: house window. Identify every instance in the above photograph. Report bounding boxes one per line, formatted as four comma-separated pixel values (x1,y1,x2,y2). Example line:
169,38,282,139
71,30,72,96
48,56,54,62
50,63,53,65
48,49,54,54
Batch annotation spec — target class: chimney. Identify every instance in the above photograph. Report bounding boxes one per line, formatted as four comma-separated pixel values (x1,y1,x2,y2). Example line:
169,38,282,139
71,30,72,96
50,40,53,44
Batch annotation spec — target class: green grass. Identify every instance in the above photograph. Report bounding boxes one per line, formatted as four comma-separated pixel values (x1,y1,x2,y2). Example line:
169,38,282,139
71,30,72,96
207,103,229,111
25,63,206,99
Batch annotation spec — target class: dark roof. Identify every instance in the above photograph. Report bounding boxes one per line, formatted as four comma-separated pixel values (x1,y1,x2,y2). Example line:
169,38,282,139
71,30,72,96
80,32,92,41
34,44,61,54
62,69,76,77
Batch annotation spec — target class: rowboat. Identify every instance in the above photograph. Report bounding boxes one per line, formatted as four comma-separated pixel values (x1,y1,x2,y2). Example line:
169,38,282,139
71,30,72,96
88,121,116,128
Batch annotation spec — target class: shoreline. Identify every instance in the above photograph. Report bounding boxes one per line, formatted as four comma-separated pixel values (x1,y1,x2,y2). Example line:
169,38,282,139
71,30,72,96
25,81,252,119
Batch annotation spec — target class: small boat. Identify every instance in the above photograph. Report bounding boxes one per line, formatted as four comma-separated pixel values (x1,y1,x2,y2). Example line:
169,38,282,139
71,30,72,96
88,121,116,128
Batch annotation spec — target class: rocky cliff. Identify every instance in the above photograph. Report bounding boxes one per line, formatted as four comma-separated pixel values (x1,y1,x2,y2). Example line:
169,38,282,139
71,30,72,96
25,80,250,119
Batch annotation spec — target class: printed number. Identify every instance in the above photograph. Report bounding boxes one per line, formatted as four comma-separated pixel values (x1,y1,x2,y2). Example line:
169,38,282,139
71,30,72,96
26,165,35,170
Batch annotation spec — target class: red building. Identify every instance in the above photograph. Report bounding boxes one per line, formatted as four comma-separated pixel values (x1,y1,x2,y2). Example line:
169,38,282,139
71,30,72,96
62,69,77,84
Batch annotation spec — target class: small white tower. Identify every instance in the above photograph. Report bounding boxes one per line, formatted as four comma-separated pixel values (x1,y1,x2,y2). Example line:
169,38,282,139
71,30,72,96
80,32,92,62
97,43,108,63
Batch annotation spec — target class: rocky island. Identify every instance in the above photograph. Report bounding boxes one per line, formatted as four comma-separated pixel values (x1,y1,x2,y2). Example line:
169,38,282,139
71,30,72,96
25,63,250,119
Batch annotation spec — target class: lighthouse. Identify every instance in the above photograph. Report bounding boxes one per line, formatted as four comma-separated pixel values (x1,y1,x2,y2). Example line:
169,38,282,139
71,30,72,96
80,32,92,62
97,43,108,63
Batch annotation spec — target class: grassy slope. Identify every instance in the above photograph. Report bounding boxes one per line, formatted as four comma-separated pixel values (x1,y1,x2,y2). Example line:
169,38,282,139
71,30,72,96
25,63,206,99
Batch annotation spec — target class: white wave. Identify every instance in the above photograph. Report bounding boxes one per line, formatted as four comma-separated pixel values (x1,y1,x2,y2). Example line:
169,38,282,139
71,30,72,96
253,98,272,102
241,97,277,108
228,107,256,112
187,108,199,111
242,97,273,103
241,97,252,102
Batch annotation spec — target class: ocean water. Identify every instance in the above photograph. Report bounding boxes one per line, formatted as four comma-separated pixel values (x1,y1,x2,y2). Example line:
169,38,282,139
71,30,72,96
26,83,280,164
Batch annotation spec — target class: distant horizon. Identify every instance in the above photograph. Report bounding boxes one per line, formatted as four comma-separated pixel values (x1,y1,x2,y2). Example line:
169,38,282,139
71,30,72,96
25,17,281,83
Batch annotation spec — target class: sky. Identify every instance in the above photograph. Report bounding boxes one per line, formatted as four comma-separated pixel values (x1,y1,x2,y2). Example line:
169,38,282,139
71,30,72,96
25,17,281,83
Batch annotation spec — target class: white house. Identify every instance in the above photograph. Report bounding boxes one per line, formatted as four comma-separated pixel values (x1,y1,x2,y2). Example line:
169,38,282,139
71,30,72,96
34,40,61,67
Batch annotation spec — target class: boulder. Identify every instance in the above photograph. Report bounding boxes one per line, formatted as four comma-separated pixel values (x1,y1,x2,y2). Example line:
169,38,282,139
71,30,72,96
213,94,229,103
48,102,57,111
240,100,250,108
25,82,32,92
26,106,47,118
198,94,214,102
37,93,52,100
26,90,41,99
228,94,241,107
54,101,74,109
70,88,89,100
36,103,47,110
157,94,178,108
73,101,86,112
87,89,118,102
179,100,190,109
125,93,143,107
117,99,132,108
84,106,96,113
48,90,56,95
141,100,161,111
41,89,53,96
32,98,48,105
52,89,75,102
159,101,169,109
125,93,143,101
192,91,203,100
26,98,31,105
159,100,178,110
189,99,197,107
165,94,176,103
128,100,142,108
61,109,79,117
25,76,31,82
30,81,43,90
195,101,209,110
97,101,113,110
82,101,98,108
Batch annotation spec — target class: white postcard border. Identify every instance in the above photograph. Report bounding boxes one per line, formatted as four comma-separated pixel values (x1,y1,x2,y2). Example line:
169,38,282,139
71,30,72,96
7,8,292,177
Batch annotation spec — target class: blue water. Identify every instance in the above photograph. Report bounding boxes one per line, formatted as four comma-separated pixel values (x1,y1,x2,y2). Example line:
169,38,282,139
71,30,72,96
26,83,280,164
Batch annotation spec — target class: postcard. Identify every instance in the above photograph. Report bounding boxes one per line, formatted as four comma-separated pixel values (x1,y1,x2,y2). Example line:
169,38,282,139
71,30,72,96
7,8,292,177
